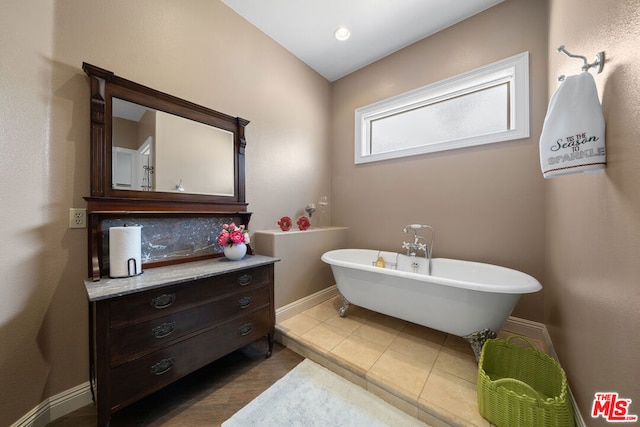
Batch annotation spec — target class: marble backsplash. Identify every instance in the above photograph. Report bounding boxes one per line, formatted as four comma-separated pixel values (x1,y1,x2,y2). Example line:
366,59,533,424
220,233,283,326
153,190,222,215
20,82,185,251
102,216,243,268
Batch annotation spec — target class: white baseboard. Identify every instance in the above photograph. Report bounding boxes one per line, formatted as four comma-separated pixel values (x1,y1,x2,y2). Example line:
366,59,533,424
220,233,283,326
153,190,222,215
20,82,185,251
503,315,547,341
275,285,338,323
10,382,93,427
503,316,586,427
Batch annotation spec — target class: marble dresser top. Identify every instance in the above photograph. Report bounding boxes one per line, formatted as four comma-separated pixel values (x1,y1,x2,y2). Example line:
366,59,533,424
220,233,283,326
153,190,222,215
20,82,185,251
84,255,279,302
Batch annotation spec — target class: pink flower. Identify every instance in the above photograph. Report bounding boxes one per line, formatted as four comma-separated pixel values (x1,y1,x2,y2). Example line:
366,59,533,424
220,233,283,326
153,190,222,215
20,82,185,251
229,229,245,244
217,231,230,246
217,223,249,247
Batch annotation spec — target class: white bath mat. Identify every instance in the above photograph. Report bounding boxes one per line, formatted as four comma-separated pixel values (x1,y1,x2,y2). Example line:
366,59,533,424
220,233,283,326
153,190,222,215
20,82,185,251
222,358,429,426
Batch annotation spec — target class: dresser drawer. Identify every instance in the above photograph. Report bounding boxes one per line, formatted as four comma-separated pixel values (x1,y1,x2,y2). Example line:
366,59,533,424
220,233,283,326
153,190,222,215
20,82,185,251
109,266,270,327
108,307,272,411
109,285,271,364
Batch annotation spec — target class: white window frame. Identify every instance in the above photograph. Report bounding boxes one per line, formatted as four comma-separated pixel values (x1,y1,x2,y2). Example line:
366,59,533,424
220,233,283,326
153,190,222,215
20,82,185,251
354,52,529,164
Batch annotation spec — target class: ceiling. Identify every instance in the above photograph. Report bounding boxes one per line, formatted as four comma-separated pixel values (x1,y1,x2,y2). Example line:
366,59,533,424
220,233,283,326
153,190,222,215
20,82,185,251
221,0,505,82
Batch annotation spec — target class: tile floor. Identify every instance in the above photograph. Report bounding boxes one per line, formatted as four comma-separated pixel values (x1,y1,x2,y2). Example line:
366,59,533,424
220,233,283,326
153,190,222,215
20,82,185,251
50,295,548,427
276,295,546,427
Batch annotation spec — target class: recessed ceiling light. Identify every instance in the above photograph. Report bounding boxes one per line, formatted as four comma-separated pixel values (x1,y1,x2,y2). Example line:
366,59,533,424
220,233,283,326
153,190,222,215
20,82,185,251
334,27,351,41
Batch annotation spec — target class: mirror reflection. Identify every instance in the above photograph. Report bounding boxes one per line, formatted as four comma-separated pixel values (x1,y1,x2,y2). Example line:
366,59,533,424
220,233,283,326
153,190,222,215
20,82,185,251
112,98,235,196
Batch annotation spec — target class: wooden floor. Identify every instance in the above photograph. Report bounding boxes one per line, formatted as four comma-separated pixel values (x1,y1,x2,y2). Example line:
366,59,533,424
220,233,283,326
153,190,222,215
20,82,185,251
48,341,303,427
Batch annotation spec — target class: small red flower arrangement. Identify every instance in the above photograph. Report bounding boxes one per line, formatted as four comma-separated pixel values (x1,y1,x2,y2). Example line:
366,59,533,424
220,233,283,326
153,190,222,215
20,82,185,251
297,216,311,231
217,223,249,247
278,216,292,231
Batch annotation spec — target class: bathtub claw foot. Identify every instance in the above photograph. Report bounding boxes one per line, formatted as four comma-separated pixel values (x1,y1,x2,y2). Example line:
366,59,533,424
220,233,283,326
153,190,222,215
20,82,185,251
464,329,497,362
338,292,351,317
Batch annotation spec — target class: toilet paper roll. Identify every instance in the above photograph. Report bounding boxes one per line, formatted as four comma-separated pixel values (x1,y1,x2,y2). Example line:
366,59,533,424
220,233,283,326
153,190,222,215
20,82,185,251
109,226,142,278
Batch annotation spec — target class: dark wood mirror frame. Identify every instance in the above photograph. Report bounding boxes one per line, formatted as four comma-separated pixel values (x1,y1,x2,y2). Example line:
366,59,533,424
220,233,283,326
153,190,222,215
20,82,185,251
83,62,249,206
83,63,251,280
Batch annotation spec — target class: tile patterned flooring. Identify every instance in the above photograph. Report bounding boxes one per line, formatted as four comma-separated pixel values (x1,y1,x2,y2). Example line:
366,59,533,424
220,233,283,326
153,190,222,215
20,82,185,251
277,295,546,427
50,295,546,426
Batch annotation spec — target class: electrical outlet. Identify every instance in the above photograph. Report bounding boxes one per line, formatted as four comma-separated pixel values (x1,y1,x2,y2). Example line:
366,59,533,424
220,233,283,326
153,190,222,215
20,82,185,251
69,208,87,229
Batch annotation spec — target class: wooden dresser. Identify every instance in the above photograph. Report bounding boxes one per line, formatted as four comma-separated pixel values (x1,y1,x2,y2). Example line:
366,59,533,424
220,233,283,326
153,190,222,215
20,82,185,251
82,61,273,426
84,256,278,426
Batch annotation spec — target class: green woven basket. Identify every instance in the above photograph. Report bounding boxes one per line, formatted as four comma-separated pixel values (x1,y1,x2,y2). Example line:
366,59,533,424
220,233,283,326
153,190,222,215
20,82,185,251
477,335,575,427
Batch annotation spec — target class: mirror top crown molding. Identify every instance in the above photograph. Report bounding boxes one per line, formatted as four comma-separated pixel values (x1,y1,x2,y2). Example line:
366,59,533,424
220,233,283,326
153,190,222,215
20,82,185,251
83,62,250,213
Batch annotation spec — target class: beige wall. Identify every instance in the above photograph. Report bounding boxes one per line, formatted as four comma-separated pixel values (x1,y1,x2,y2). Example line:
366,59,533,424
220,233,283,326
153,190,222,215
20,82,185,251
154,111,235,195
2,0,639,424
0,0,331,424
546,0,640,423
112,118,139,150
331,0,548,322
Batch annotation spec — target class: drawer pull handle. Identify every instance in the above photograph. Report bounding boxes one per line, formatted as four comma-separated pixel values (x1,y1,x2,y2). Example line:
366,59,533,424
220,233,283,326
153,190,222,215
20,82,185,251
238,323,253,336
151,321,176,339
150,357,175,376
237,274,252,286
238,296,253,309
151,293,175,309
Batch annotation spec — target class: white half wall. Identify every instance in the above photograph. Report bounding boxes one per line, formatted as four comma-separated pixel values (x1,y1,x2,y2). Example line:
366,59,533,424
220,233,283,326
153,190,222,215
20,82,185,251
253,227,348,309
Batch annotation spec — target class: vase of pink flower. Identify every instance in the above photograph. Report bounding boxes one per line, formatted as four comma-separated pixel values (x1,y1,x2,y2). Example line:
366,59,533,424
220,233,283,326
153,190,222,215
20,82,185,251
217,223,250,261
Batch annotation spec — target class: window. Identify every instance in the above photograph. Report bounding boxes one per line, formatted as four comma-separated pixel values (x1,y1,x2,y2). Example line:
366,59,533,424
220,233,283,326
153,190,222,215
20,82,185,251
355,52,529,164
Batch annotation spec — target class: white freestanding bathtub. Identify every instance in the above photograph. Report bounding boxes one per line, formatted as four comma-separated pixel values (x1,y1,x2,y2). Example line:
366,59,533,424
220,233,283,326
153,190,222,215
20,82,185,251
321,249,542,359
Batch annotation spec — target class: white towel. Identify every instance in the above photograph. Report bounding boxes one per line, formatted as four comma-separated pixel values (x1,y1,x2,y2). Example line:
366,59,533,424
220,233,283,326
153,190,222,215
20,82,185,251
539,72,606,178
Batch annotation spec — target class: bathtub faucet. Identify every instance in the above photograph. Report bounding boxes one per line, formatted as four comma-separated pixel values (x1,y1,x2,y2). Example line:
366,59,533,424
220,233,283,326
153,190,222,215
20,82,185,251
402,224,435,275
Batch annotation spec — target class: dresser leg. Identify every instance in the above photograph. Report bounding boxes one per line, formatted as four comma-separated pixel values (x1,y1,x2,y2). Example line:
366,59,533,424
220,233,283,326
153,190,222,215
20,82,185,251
266,333,273,358
97,411,110,427
88,301,96,402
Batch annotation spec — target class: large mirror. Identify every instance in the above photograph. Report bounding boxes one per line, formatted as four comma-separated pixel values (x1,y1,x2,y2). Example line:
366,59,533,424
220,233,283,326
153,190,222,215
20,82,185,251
112,98,235,195
83,62,249,207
